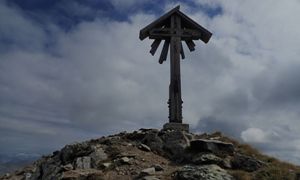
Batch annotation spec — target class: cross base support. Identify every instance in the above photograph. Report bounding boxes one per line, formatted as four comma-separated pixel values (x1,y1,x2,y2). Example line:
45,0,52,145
163,123,189,132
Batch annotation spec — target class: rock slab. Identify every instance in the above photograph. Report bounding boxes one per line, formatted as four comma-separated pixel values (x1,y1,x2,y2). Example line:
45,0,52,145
231,153,264,172
190,139,234,155
75,156,91,169
175,165,234,180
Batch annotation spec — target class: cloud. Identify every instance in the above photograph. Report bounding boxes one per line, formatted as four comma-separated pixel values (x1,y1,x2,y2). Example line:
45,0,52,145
241,126,300,164
194,116,247,138
241,128,268,143
186,0,300,164
110,0,150,10
0,1,47,52
252,61,300,108
1,0,300,165
0,2,166,153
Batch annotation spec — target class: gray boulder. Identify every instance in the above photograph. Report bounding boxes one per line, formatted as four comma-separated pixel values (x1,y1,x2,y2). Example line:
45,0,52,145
142,131,164,154
90,147,108,168
62,164,73,171
139,144,152,152
159,130,190,160
191,153,223,165
37,157,62,180
75,156,91,169
190,139,234,155
59,142,93,164
175,165,234,180
231,153,264,172
100,162,112,169
140,167,156,176
119,157,131,164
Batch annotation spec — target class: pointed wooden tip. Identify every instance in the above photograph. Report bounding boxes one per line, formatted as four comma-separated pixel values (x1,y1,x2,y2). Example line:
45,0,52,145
175,5,180,10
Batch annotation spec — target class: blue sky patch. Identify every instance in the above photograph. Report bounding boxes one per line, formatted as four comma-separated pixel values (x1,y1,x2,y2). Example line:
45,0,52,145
5,0,220,31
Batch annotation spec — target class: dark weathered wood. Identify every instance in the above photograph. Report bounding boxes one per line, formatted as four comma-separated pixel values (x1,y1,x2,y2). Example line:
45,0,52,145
185,40,195,51
139,5,212,43
139,6,180,40
149,35,200,41
139,6,212,127
150,28,202,35
168,14,183,123
180,42,185,59
159,40,169,64
176,10,212,43
149,28,202,40
150,39,161,55
182,29,202,38
149,34,199,40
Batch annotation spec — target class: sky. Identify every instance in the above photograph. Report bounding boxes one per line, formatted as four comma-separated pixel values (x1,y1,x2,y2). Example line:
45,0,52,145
1,0,300,164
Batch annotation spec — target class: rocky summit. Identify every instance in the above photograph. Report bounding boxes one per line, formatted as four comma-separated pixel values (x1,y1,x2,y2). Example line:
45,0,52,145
1,129,300,180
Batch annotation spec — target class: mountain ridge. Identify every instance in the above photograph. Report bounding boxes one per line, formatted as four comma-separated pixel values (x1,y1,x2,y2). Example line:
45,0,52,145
1,128,300,180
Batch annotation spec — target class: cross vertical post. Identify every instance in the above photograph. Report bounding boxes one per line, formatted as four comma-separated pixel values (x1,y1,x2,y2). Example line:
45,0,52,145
168,14,183,123
139,6,212,132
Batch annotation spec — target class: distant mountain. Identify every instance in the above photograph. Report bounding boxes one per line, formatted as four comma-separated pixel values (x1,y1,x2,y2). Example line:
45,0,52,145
0,153,40,175
2,129,300,179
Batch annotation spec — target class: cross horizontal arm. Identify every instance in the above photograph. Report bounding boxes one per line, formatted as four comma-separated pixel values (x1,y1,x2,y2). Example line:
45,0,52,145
149,28,202,40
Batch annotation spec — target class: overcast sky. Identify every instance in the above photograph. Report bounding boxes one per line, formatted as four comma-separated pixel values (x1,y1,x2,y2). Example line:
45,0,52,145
1,0,300,164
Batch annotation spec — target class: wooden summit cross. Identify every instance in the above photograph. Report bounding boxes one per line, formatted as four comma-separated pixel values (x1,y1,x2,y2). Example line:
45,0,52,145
139,6,212,132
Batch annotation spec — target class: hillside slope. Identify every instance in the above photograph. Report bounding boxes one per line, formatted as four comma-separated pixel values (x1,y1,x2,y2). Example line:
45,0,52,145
1,129,300,180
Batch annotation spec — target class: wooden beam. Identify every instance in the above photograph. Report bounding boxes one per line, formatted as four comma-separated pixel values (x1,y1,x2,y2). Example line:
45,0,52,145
150,39,161,55
182,29,202,38
149,36,198,41
150,28,172,34
185,40,195,52
149,34,199,39
168,14,183,123
139,6,180,40
149,28,201,40
159,40,170,64
151,28,202,36
180,41,185,59
176,10,212,43
139,5,212,43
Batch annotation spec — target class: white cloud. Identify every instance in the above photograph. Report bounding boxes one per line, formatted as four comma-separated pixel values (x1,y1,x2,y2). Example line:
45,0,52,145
1,0,300,165
0,1,46,51
241,128,268,143
110,0,150,10
241,126,300,164
187,0,300,164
